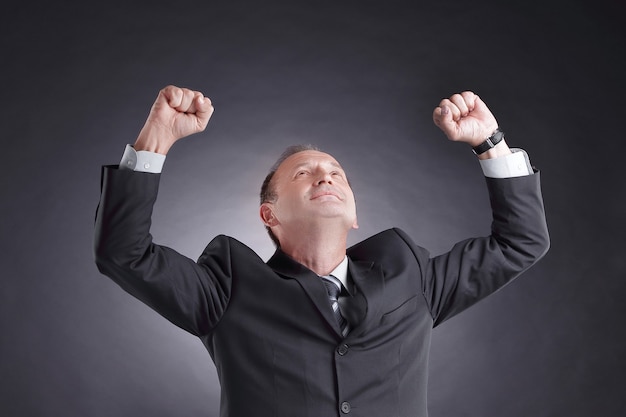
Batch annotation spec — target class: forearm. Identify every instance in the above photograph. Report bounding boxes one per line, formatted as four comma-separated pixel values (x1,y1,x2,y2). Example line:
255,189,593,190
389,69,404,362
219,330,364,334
94,166,161,270
487,173,550,266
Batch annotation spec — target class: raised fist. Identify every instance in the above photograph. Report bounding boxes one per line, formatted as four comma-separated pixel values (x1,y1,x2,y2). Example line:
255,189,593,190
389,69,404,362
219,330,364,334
433,91,498,147
134,85,214,154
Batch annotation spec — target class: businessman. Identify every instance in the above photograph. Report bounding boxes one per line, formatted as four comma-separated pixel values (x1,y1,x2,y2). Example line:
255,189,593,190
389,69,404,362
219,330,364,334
94,85,549,417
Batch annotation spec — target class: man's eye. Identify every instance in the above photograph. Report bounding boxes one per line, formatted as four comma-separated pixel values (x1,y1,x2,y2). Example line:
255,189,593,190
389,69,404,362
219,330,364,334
296,171,308,176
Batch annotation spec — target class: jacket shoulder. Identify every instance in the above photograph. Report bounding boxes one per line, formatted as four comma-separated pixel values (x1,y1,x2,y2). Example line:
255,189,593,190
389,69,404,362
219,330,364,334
198,234,265,268
348,228,430,266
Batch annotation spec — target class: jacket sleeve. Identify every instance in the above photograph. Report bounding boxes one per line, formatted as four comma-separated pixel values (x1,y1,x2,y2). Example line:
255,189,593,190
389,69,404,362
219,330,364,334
93,165,232,337
398,171,550,327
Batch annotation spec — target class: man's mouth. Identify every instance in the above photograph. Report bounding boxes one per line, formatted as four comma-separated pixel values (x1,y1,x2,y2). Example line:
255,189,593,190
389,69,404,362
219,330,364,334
310,191,341,200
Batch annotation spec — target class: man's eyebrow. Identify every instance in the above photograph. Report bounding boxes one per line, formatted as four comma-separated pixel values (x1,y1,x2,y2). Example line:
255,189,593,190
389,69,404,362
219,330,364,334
292,161,344,171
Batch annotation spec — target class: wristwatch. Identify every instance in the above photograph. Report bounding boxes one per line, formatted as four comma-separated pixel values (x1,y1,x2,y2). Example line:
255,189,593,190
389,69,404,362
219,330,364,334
472,128,504,155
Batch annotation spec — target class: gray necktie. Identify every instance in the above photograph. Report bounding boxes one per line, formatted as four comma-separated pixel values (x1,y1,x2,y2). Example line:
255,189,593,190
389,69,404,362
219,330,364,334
321,275,349,336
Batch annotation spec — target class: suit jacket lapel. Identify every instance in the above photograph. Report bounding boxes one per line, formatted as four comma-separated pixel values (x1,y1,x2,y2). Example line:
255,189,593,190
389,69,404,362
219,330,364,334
267,249,343,336
267,249,385,338
347,258,384,337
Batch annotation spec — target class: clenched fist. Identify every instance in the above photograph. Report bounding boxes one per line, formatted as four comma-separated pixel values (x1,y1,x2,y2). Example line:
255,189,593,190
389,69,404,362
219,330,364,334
134,85,214,154
432,91,500,146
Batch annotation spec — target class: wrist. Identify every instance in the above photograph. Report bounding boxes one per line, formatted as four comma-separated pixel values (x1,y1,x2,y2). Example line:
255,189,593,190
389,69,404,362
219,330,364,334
472,128,504,155
476,139,511,160
134,127,175,155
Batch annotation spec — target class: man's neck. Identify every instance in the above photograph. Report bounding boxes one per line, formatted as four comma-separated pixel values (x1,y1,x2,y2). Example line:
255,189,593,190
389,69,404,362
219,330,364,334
279,226,348,276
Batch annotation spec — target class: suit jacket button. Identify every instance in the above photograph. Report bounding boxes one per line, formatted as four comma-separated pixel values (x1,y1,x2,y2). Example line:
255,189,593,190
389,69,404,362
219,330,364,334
341,401,351,414
337,344,349,355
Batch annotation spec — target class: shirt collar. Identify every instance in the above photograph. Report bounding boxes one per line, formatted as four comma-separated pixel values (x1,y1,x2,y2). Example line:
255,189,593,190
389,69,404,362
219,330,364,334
329,255,349,289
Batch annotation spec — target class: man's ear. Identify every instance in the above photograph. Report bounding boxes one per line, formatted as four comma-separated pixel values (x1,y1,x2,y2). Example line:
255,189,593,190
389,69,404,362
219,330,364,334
259,203,278,227
352,216,359,230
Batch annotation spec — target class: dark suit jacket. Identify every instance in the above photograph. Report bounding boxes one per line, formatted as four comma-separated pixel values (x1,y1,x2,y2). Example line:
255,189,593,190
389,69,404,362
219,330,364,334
94,166,549,417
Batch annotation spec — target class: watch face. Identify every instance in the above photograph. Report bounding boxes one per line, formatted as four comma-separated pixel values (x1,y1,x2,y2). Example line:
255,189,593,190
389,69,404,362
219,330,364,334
492,129,504,144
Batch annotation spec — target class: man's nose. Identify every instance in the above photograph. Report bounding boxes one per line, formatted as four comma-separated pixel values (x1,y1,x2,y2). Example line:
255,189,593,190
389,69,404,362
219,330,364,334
315,171,333,185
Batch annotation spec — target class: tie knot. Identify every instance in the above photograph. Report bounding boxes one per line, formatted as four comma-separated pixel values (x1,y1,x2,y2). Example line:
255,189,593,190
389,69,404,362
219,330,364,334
321,275,342,299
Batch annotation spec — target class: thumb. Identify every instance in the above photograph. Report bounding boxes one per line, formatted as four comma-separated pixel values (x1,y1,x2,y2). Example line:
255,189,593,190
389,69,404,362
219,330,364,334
472,95,490,114
471,95,499,136
193,94,215,131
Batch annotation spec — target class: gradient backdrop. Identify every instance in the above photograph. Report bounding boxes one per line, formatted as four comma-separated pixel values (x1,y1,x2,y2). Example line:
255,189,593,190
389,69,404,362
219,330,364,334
1,1,625,416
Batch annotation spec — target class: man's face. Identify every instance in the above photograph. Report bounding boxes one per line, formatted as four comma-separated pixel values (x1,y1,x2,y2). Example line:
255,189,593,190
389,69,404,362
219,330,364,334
261,150,358,234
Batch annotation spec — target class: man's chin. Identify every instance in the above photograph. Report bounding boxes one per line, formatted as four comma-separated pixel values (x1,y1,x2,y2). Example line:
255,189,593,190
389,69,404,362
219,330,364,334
307,208,356,224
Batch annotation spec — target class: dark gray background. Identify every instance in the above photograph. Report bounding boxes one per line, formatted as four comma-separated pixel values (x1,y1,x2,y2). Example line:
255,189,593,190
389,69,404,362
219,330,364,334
1,0,624,416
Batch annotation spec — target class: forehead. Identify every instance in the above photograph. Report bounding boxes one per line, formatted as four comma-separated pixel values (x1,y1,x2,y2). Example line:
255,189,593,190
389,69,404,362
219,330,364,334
276,150,344,173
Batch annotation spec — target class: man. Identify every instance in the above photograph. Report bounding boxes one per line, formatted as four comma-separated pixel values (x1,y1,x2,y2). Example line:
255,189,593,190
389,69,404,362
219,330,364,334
94,85,549,417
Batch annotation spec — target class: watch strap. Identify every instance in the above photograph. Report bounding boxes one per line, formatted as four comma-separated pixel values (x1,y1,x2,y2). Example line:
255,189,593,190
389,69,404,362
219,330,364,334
473,128,504,155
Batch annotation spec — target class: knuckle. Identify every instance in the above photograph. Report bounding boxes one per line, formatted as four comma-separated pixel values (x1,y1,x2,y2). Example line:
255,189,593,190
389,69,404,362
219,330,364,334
164,85,179,96
171,87,182,99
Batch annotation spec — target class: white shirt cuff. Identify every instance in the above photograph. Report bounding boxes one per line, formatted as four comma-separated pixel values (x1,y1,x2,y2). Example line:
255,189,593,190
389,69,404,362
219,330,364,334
119,144,166,173
479,148,532,178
